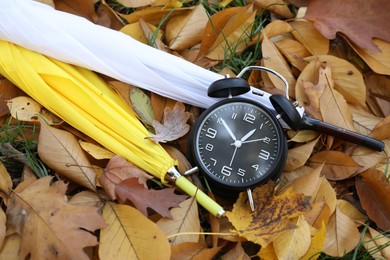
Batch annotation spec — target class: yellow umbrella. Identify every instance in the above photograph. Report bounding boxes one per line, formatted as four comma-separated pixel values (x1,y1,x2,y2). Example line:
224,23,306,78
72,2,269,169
0,40,224,217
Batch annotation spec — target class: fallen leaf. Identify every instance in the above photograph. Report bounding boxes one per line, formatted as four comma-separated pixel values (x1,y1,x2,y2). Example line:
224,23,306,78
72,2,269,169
38,120,97,191
6,177,106,259
305,0,390,51
99,155,152,200
120,21,163,45
0,162,12,201
370,115,390,140
302,80,325,119
301,222,326,260
166,4,208,51
54,0,97,22
254,0,293,18
285,137,320,171
226,181,310,247
99,202,171,259
273,215,311,259
149,102,190,143
261,20,293,41
7,96,42,122
280,165,322,197
274,38,311,71
262,32,297,96
337,200,367,224
157,198,200,245
117,0,154,8
322,206,361,257
289,19,329,55
312,176,337,215
171,242,222,260
121,7,189,26
0,79,24,117
221,241,250,260
116,178,187,218
130,86,156,126
310,151,362,180
257,242,278,260
139,17,169,52
96,0,125,30
0,207,5,249
0,234,20,259
79,140,115,160
69,190,104,210
355,168,390,230
367,227,390,259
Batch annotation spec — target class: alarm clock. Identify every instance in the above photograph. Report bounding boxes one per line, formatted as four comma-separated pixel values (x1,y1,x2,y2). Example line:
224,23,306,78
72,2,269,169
189,67,301,209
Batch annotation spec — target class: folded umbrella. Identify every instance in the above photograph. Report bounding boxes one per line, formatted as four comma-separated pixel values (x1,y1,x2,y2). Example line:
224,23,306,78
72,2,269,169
0,40,224,217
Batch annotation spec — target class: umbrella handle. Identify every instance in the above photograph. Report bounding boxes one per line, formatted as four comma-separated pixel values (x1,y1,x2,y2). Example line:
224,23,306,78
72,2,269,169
167,167,225,218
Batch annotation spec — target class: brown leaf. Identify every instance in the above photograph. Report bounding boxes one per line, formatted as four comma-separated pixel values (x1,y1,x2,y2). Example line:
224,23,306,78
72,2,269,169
6,177,106,259
38,120,97,191
356,168,390,230
370,115,390,140
310,151,362,180
289,20,329,55
221,241,250,260
305,0,390,51
99,155,152,200
0,162,12,201
0,79,24,117
254,0,293,18
116,178,187,218
149,102,190,143
96,0,125,30
171,242,222,260
285,137,320,171
226,181,311,247
54,0,97,22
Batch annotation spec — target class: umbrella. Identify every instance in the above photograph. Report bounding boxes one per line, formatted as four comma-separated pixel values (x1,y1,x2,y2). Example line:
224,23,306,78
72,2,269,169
0,0,283,112
0,40,224,217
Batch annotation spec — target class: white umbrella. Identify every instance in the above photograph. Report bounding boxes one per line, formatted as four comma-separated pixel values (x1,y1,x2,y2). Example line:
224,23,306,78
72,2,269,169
0,0,282,111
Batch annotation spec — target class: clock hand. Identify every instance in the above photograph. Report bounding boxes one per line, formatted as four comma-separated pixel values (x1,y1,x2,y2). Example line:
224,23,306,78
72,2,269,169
220,118,237,141
241,137,268,144
229,146,238,166
240,129,256,142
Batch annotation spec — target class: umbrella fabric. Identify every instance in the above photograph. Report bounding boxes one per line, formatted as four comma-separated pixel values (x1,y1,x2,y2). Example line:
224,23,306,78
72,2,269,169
0,40,176,180
0,0,278,111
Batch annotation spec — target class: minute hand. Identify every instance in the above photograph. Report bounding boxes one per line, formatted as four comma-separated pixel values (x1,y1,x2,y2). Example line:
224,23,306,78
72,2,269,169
241,137,268,144
220,118,237,141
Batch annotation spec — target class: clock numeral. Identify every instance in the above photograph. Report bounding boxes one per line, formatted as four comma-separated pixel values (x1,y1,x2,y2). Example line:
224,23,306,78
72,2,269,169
252,164,259,171
243,113,256,124
210,158,217,166
231,113,237,119
221,165,232,176
205,143,214,152
217,117,223,124
237,168,246,177
205,127,217,139
258,149,270,160
263,137,271,144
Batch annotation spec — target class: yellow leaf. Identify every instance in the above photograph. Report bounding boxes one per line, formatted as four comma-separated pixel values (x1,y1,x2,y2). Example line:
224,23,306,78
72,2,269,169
289,19,329,55
350,38,390,75
322,206,361,257
304,200,331,229
0,162,12,201
284,137,320,171
38,120,97,191
337,200,368,225
79,140,115,160
0,207,5,249
226,182,310,247
257,242,278,260
275,38,311,71
301,222,326,260
157,198,200,245
367,227,390,259
261,20,293,40
117,0,154,8
262,33,296,97
206,6,256,60
121,8,189,26
0,234,20,259
166,4,208,50
99,202,171,259
254,0,293,18
129,86,156,126
7,96,42,122
313,177,337,215
120,22,163,44
280,165,322,197
273,215,311,259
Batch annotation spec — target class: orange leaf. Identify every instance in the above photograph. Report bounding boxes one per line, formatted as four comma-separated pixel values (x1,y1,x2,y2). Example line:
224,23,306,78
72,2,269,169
355,168,390,230
6,177,106,259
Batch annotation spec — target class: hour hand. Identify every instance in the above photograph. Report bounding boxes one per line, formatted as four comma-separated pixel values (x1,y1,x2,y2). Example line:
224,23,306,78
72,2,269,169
220,118,237,141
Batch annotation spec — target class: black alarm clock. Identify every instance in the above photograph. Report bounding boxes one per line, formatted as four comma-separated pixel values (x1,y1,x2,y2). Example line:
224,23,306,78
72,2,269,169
189,67,302,209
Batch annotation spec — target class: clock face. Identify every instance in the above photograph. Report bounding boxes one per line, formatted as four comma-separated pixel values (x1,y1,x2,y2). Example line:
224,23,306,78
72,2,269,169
191,98,286,191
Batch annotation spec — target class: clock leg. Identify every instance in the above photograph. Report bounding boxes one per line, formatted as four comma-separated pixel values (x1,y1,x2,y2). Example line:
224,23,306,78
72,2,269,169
247,188,255,212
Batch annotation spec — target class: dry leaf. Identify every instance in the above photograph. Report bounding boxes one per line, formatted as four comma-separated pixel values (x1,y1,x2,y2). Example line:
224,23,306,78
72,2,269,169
79,140,115,160
38,120,97,191
0,234,20,259
261,20,293,41
262,33,296,96
273,215,311,259
305,0,390,51
289,19,329,55
322,206,360,257
139,17,169,52
149,102,190,143
221,241,250,260
370,115,390,140
0,207,5,249
226,181,310,247
171,242,222,260
121,7,189,26
54,0,97,22
337,200,367,224
254,0,293,18
166,4,208,50
274,38,311,71
129,86,156,126
7,96,42,122
367,227,390,259
355,168,390,230
301,222,326,260
117,0,154,8
99,202,171,259
0,79,24,117
6,177,106,259
99,155,152,200
116,178,187,218
312,176,337,215
285,137,320,171
310,151,362,180
0,162,12,201
157,198,200,245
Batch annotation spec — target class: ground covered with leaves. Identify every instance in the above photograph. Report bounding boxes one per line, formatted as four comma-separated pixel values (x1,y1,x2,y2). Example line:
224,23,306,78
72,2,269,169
0,0,390,259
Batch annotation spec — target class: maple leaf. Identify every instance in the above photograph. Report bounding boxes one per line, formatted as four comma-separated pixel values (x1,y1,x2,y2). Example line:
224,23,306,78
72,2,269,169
116,178,187,218
226,181,311,247
149,102,190,143
99,155,153,200
305,0,390,51
6,176,106,260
